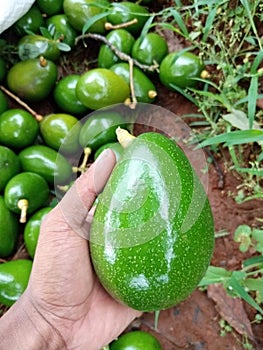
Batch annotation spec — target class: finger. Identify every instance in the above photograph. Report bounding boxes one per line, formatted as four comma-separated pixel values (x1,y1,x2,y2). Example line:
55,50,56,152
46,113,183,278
58,149,116,239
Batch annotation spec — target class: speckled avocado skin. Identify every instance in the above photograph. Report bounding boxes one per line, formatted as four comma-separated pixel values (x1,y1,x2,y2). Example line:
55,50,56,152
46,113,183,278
90,132,214,312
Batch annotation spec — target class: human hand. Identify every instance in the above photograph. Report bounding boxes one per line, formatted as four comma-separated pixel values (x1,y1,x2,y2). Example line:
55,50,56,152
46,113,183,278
0,149,141,350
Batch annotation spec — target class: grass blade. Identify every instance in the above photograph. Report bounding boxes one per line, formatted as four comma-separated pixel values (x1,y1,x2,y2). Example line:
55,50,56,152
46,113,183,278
197,129,263,148
169,8,189,37
228,275,263,315
202,6,218,42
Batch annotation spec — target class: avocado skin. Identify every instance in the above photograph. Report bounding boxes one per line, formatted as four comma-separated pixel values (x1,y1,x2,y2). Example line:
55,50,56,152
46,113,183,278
7,58,57,102
0,259,32,306
90,132,214,311
19,145,72,185
0,196,18,258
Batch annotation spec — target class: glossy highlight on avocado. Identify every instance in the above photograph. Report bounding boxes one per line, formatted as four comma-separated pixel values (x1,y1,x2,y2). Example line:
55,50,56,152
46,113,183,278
90,129,214,312
76,68,130,110
7,58,58,102
0,259,32,306
0,196,18,258
19,145,72,185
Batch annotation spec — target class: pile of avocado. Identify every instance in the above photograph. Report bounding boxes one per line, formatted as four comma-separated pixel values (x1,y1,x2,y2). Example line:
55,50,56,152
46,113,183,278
0,0,213,328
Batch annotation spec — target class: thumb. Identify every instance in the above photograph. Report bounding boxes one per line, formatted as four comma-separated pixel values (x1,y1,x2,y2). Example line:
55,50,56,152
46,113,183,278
56,148,116,239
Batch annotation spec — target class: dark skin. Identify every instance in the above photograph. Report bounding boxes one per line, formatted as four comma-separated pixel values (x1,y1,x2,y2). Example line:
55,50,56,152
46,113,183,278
0,149,141,350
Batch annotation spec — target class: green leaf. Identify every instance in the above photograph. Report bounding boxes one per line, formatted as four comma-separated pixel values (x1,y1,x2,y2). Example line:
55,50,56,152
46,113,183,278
243,255,263,269
40,26,53,39
236,167,263,177
257,151,263,162
198,266,232,287
227,275,263,315
140,15,155,38
202,6,217,42
244,278,263,303
170,84,198,105
169,8,189,37
56,42,71,52
223,109,261,130
251,229,263,244
250,50,263,74
18,42,48,60
234,224,252,253
247,75,258,129
82,11,109,34
245,36,257,45
197,129,263,148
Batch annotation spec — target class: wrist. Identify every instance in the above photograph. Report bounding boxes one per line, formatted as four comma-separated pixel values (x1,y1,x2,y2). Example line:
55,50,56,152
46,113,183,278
0,292,64,350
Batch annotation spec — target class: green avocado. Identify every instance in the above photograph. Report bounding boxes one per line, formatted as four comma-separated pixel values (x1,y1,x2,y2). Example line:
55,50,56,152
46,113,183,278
18,34,61,62
40,113,82,154
12,6,45,37
0,196,19,258
0,146,21,192
0,91,9,114
7,57,58,102
110,330,162,350
63,0,109,33
0,109,39,150
131,32,168,67
107,2,149,36
94,142,123,161
159,51,205,89
46,14,77,48
53,74,89,115
19,145,72,185
0,259,32,306
98,29,135,69
79,111,128,151
110,63,157,103
4,172,49,223
76,68,130,110
24,206,52,258
90,130,214,312
36,0,64,16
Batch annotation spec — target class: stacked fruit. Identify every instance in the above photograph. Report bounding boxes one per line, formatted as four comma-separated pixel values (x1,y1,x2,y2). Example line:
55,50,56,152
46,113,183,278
0,0,212,329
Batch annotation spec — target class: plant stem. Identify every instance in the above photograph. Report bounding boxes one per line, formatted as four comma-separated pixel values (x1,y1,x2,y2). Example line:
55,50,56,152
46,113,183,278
75,33,159,72
0,85,43,121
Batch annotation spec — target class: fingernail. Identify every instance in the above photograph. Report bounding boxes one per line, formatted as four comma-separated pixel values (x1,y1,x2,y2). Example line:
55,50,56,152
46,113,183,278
94,149,112,165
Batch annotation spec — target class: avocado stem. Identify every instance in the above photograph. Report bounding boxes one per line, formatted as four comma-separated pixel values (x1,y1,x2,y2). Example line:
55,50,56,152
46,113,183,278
148,90,157,99
0,85,43,121
73,147,92,173
39,56,47,67
116,127,136,148
17,199,29,223
104,18,138,31
128,59,137,110
75,33,159,73
154,310,160,330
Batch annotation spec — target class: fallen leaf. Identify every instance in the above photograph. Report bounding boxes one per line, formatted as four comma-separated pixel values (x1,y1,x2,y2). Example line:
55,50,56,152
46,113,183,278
207,283,254,341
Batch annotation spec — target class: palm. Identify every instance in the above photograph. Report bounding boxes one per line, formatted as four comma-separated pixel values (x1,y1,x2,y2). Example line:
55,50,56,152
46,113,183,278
25,151,140,349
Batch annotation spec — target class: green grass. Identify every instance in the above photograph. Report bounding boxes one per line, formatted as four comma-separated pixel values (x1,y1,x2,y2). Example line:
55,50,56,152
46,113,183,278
150,0,263,203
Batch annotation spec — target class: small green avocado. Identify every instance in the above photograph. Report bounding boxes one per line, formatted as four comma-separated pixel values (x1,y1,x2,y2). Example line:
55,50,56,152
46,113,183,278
0,196,19,258
19,145,72,185
0,259,32,306
4,172,49,223
7,57,58,102
24,207,52,258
